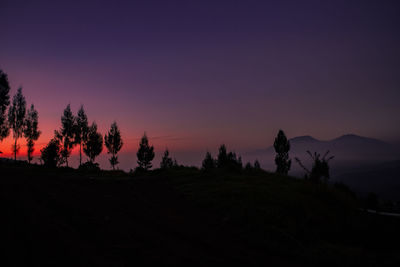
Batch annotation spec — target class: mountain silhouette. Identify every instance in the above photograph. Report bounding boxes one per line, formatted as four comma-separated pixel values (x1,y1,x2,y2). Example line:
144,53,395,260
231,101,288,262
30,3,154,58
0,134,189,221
247,134,400,172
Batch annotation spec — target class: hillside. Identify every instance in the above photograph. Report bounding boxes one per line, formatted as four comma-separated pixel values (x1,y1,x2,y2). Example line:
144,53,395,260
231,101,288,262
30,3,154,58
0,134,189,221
335,160,400,201
1,162,400,266
245,134,400,200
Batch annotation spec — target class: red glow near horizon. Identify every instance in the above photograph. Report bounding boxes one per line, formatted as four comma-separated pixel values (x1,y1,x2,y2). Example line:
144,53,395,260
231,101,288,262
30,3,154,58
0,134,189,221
1,0,400,170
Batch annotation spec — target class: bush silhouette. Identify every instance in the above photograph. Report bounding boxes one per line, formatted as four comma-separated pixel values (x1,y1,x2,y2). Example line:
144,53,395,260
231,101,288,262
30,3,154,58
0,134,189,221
40,138,61,167
245,162,253,171
202,151,216,171
295,151,334,183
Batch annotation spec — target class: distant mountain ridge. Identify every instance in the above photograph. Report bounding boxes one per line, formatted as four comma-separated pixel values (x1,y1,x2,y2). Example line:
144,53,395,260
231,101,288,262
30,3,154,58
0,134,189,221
289,134,390,146
246,134,400,170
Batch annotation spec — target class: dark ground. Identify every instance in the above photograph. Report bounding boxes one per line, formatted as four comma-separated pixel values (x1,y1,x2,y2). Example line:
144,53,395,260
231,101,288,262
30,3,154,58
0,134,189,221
1,163,399,266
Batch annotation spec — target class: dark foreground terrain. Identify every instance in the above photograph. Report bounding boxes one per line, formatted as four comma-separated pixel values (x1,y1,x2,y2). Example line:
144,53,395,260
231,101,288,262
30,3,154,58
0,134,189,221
1,162,399,266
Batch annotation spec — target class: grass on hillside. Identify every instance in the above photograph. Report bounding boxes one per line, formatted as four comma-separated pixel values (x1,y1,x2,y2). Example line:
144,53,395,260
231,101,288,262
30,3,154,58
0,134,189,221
1,162,400,266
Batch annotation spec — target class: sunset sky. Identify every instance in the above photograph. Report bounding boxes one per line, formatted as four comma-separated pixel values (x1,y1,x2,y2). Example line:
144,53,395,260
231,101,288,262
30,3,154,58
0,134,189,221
1,0,400,169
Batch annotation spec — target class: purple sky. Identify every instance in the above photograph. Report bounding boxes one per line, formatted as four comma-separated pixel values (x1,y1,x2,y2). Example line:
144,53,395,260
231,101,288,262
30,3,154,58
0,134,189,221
1,0,400,169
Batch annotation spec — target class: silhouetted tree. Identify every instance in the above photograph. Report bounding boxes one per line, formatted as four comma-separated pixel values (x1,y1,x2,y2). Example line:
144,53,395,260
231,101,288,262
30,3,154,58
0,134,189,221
274,130,291,175
74,105,89,166
295,151,334,183
23,104,41,163
217,144,228,168
83,122,103,163
160,149,174,169
57,104,75,166
136,133,154,170
202,151,216,171
104,121,123,170
228,152,242,170
254,160,261,170
245,162,253,171
0,70,11,150
40,138,61,167
8,87,26,160
216,144,243,171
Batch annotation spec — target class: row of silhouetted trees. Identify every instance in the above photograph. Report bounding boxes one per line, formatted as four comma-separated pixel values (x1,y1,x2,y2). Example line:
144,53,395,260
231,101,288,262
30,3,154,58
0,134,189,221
40,104,125,170
0,69,125,169
1,69,332,181
0,70,41,163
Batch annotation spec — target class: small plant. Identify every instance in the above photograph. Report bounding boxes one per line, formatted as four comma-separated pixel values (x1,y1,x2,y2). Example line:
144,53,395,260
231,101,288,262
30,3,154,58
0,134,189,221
295,151,334,183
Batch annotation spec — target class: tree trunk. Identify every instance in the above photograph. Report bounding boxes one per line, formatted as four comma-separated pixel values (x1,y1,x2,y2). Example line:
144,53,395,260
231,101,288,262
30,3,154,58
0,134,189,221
14,137,17,161
112,152,115,170
79,143,82,166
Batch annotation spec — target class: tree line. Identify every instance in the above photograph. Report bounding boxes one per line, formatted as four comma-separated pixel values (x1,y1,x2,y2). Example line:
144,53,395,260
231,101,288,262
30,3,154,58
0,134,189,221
1,69,332,181
0,71,41,163
0,69,124,169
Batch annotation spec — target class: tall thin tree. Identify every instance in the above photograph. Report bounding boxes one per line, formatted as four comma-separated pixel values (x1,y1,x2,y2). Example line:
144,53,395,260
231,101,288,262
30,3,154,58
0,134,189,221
74,105,89,166
136,133,154,170
83,122,103,163
57,104,75,166
23,104,41,163
0,70,11,152
104,121,123,170
273,130,291,175
8,87,26,160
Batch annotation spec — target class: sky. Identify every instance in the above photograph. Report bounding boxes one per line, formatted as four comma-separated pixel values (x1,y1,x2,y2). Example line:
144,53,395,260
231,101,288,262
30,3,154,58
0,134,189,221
1,0,400,170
